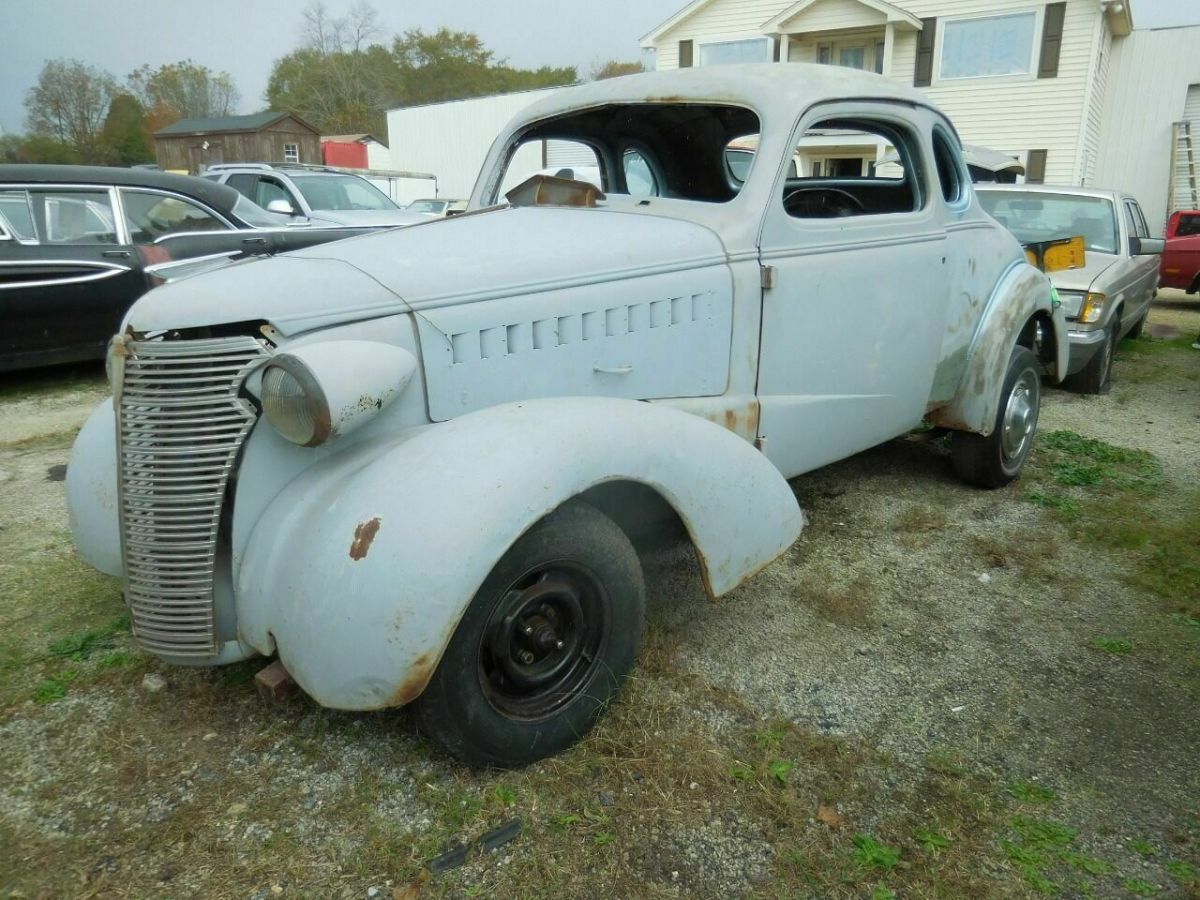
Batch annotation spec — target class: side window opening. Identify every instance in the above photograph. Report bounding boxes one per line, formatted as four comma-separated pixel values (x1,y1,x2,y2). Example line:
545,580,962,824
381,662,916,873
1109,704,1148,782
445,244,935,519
0,190,37,241
121,191,229,243
31,191,118,245
784,116,923,219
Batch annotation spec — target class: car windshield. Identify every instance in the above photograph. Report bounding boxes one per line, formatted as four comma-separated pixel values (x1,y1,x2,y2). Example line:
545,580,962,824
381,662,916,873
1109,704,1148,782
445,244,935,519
293,174,397,211
407,200,445,214
231,194,291,227
978,191,1118,254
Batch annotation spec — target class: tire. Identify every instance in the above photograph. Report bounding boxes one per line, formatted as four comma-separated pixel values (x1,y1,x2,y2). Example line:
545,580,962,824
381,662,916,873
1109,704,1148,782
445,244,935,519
414,502,645,767
1065,321,1116,395
1126,313,1146,340
950,345,1042,489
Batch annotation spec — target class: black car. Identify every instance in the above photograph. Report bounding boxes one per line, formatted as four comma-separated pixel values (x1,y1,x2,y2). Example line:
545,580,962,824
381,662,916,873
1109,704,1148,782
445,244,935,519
0,165,379,372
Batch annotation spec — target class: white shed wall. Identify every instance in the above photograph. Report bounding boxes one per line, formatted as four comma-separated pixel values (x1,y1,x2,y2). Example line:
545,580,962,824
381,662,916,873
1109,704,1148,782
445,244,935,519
364,140,390,171
1094,25,1200,230
386,88,562,199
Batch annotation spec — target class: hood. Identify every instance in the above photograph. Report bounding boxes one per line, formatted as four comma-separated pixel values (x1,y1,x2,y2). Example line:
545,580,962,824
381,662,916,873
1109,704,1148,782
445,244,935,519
310,208,430,227
1046,251,1119,294
126,206,728,335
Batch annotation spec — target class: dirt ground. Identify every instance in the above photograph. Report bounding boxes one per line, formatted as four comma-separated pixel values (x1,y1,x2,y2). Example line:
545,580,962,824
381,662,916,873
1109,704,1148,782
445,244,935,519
1,294,1198,900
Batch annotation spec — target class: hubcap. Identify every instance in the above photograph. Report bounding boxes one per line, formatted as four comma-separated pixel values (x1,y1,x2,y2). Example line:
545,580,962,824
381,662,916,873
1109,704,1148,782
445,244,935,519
1001,369,1039,465
477,565,607,721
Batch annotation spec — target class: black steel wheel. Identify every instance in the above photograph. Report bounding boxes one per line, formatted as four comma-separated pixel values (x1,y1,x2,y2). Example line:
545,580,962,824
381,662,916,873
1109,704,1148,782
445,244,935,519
415,502,645,767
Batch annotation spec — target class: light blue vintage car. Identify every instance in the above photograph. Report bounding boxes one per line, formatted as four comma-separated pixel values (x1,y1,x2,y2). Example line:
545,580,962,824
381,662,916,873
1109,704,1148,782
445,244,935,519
67,64,1066,766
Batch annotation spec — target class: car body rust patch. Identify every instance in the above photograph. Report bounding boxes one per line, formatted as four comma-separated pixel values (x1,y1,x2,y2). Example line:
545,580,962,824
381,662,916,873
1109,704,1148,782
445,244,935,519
349,516,382,561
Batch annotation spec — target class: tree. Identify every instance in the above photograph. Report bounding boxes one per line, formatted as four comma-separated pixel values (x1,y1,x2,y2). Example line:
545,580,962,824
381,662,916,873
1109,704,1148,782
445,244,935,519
590,60,646,80
100,94,153,166
24,59,120,162
300,0,380,55
127,60,240,127
267,45,398,137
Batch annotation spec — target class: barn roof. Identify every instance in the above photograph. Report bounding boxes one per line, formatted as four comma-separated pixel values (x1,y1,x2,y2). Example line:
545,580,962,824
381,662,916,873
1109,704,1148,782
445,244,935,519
155,111,318,137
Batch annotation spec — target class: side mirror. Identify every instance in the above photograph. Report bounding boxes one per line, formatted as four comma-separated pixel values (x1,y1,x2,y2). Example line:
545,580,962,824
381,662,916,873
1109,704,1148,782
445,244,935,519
1129,236,1164,256
266,199,298,216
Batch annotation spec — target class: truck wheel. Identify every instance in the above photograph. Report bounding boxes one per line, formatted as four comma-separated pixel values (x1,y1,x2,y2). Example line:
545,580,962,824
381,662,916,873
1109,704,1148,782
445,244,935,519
415,502,645,767
950,345,1041,489
1126,313,1146,340
1065,321,1116,395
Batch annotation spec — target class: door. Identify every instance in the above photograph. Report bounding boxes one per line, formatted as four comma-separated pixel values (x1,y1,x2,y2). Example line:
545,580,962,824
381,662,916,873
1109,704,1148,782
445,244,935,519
0,187,143,369
1121,198,1160,328
756,105,950,478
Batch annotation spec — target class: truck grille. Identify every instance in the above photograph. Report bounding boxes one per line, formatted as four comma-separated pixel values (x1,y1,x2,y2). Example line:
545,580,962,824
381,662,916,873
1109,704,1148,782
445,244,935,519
116,335,270,657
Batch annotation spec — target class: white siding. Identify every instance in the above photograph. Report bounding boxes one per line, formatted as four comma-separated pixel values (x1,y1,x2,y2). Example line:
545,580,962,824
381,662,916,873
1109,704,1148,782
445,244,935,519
1095,26,1200,230
364,140,390,171
1080,27,1111,185
386,88,562,199
654,0,1109,186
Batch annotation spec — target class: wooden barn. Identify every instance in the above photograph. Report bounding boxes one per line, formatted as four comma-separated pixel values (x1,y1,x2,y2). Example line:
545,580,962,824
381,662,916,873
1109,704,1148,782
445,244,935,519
153,112,321,174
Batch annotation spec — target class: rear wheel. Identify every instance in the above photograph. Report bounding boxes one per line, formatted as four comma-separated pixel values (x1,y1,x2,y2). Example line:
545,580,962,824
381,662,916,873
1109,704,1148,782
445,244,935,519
950,345,1041,489
1126,312,1146,340
414,502,645,767
1065,321,1116,395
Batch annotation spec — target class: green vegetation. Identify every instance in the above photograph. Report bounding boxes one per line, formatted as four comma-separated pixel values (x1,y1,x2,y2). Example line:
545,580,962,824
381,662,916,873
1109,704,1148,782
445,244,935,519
853,834,901,871
1092,637,1134,655
1007,781,1057,804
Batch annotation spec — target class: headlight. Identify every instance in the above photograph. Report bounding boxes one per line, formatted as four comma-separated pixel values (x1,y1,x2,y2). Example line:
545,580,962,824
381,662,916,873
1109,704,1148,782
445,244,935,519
1078,291,1107,324
261,358,330,446
1055,290,1085,318
260,340,417,447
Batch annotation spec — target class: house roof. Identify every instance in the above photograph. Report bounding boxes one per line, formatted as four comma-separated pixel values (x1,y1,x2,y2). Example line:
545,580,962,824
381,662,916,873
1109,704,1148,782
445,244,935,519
321,133,388,147
155,111,318,137
642,0,923,46
762,0,923,34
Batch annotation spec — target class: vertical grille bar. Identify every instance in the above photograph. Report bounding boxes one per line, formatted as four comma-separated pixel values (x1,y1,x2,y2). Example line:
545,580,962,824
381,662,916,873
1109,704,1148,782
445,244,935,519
116,335,270,657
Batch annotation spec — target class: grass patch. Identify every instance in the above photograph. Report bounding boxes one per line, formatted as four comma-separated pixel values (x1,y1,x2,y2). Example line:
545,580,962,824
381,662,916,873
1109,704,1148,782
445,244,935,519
1123,877,1161,896
1026,489,1082,519
852,834,901,870
1007,781,1056,804
1034,431,1162,493
1092,637,1134,655
1001,816,1080,894
1166,860,1196,883
1118,334,1196,356
47,617,127,661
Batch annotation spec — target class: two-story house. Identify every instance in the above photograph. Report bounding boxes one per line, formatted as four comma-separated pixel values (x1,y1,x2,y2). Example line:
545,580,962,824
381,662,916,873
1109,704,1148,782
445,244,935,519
641,0,1133,187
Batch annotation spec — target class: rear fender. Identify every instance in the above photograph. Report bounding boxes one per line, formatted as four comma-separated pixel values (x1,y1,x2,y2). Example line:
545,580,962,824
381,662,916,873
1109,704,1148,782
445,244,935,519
931,262,1065,435
235,396,804,710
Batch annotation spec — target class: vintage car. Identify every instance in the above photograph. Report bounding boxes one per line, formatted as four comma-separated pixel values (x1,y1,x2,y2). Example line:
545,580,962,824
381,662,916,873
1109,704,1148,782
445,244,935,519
0,165,381,372
67,64,1066,767
1160,209,1200,293
405,198,469,217
977,184,1162,393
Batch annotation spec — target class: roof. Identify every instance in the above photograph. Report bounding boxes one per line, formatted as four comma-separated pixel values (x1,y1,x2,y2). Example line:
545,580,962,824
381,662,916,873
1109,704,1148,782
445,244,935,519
762,0,922,34
321,133,388,147
974,183,1124,201
510,63,931,129
155,111,318,137
0,164,247,215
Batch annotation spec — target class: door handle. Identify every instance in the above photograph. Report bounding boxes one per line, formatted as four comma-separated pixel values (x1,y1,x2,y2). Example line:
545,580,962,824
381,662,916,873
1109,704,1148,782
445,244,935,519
242,237,268,246
593,364,634,375
102,250,131,258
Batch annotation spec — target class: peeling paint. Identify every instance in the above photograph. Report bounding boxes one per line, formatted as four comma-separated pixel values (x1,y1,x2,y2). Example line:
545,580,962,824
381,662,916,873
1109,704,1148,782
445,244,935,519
349,516,381,561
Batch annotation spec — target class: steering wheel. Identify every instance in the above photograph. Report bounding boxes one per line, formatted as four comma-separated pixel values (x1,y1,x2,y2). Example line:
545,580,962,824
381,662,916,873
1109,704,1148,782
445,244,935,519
783,187,865,218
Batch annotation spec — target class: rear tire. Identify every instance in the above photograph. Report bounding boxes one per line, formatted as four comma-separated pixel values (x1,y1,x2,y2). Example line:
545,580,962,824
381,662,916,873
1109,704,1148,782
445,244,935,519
950,345,1041,489
1065,321,1116,395
415,502,645,767
1126,313,1146,340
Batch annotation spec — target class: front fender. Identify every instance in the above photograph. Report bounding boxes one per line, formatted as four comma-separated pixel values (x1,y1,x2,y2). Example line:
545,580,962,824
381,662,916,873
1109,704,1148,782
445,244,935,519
236,396,804,710
932,263,1065,435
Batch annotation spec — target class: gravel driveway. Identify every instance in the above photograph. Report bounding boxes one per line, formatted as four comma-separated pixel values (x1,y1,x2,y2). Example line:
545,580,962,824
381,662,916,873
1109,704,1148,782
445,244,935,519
1,297,1197,899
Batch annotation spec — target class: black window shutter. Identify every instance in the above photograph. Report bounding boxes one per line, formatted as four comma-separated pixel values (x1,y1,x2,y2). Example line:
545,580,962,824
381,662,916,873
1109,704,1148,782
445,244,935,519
1038,3,1066,78
1026,150,1048,183
914,18,937,87
772,36,781,62
679,40,694,68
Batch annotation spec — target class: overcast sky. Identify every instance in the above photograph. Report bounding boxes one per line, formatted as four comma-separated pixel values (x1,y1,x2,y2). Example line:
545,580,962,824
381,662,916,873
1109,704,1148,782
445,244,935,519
1,0,1198,136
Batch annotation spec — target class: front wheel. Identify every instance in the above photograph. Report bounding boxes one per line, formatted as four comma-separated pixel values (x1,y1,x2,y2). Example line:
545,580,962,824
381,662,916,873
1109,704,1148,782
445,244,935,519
414,502,645,767
1065,321,1116,395
950,345,1042,489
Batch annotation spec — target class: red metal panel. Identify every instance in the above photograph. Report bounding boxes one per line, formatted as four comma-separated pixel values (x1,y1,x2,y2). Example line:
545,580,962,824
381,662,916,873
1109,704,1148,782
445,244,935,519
322,141,367,168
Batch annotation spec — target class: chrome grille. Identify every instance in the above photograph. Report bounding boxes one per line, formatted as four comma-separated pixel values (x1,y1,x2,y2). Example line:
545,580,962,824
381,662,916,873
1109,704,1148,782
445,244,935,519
116,335,270,656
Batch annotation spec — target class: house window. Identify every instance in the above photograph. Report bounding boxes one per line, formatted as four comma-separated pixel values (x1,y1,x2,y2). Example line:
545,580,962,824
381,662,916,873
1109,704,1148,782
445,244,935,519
698,38,770,66
816,39,884,73
939,12,1037,80
283,143,300,163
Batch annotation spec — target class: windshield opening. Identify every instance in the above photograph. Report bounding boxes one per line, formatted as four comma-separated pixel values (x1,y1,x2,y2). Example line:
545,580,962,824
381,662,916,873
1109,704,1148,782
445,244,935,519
293,174,397,212
495,103,761,204
978,191,1118,255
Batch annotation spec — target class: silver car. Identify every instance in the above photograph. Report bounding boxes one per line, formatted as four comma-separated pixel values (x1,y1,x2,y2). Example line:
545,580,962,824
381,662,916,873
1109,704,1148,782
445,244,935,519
977,185,1163,393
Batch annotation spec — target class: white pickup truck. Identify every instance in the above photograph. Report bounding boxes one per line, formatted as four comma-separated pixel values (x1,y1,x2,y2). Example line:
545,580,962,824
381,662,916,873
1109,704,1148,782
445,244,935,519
67,64,1066,767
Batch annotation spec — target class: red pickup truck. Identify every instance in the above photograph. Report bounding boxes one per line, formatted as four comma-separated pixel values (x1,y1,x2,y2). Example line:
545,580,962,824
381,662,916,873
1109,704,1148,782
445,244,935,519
1160,210,1200,292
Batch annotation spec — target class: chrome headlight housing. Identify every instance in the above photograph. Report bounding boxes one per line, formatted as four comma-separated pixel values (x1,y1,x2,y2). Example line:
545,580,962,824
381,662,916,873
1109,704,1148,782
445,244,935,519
260,340,417,447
